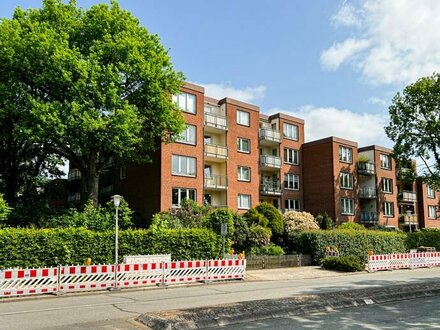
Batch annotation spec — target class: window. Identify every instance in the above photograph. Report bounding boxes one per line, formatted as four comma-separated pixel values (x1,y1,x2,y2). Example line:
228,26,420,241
427,186,436,198
238,166,251,181
428,206,437,219
119,166,127,180
284,148,299,165
238,194,251,209
285,199,300,211
339,146,352,163
204,135,212,144
382,178,393,193
176,124,196,145
383,202,394,217
340,172,354,189
380,154,391,169
204,165,212,178
283,123,298,140
237,138,250,153
341,198,354,215
237,110,250,126
172,155,196,177
284,174,299,190
172,92,196,114
172,188,196,207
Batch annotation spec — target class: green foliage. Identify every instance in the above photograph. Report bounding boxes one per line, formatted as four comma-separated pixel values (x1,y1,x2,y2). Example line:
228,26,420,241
255,202,283,235
206,208,234,238
0,227,222,268
283,211,319,235
316,213,335,230
358,154,370,163
406,230,440,251
249,244,285,256
294,230,407,264
248,225,272,247
321,256,364,272
385,73,440,189
243,208,269,227
231,214,250,253
168,199,210,228
149,211,182,232
0,194,11,225
336,222,366,230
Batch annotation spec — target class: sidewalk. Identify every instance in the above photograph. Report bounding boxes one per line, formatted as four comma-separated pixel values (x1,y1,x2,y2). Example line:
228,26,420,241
245,266,356,281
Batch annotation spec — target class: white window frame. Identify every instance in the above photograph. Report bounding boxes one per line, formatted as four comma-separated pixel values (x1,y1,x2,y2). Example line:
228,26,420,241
284,148,299,165
340,172,354,189
236,110,250,126
380,154,391,169
176,124,196,145
238,194,251,209
339,146,352,163
427,186,436,198
172,155,196,177
382,178,393,193
285,199,300,212
284,173,299,190
428,205,437,219
283,123,298,140
237,137,250,153
341,198,354,215
172,92,196,114
383,202,394,217
119,165,127,180
172,188,196,208
238,166,251,182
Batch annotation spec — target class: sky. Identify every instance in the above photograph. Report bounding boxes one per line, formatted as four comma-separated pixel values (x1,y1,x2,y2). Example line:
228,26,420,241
1,0,440,148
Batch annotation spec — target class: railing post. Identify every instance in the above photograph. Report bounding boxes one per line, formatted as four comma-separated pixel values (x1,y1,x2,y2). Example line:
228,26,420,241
56,264,65,296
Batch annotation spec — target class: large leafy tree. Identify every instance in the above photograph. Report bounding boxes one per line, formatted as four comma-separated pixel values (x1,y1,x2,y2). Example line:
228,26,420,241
386,73,440,189
0,0,185,206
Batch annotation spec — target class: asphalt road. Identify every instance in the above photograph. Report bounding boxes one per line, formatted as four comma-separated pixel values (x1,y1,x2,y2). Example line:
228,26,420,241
1,267,440,330
222,296,440,329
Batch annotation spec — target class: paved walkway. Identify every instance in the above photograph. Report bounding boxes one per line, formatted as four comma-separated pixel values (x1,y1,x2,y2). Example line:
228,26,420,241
245,266,355,281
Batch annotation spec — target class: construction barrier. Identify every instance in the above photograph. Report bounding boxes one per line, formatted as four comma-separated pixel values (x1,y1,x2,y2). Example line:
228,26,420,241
368,252,440,272
0,258,246,298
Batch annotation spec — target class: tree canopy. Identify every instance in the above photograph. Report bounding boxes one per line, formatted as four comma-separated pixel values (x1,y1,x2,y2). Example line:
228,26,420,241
0,0,185,206
385,73,440,189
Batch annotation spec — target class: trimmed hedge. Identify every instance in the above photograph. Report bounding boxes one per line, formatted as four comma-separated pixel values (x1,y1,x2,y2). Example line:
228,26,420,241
321,256,364,272
0,228,222,269
406,229,440,251
294,229,407,264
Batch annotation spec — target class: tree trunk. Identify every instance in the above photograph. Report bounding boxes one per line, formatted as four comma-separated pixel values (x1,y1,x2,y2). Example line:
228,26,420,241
85,152,100,207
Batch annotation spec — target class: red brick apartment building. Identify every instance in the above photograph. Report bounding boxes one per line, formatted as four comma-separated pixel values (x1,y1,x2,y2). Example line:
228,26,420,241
67,82,439,229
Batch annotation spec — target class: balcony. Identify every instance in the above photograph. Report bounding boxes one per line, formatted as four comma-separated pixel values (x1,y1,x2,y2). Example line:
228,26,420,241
99,184,114,196
259,128,281,146
67,193,81,204
399,214,418,225
398,191,417,203
260,181,283,196
358,162,376,175
360,212,378,225
204,113,228,132
204,175,228,190
204,143,228,162
68,168,82,181
260,155,282,171
359,187,377,199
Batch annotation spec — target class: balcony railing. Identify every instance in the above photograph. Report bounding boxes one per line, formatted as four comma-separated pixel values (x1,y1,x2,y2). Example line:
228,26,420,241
259,128,281,143
360,212,378,224
204,143,228,160
67,193,81,204
204,113,228,131
359,187,377,199
99,184,114,196
358,162,376,175
398,190,417,203
260,181,283,195
204,175,228,190
260,155,282,169
68,168,82,181
399,214,418,225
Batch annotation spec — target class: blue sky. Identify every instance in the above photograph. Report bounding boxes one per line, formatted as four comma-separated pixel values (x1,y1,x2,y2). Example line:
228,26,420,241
2,1,439,147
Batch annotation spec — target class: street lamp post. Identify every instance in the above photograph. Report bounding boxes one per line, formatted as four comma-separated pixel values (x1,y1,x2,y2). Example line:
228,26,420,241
112,195,122,290
406,210,412,233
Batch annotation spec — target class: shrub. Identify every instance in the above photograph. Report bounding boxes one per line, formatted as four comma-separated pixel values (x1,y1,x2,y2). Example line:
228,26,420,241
336,222,366,230
0,227,222,268
149,212,182,231
255,202,283,235
283,211,319,235
231,214,250,252
243,208,269,227
316,213,334,230
294,229,407,264
321,256,364,272
248,225,272,247
407,230,440,251
249,244,285,256
168,199,210,228
0,194,11,225
206,208,234,238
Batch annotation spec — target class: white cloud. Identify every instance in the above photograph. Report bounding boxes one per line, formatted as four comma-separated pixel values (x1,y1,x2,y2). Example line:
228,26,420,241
367,97,388,106
195,82,266,103
322,0,440,85
267,105,392,148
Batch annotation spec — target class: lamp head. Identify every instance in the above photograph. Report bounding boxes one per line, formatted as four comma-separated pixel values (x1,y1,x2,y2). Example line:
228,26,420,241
112,195,122,207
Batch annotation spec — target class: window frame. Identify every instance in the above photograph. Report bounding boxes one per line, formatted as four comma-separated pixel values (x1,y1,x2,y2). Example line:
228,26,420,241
339,146,353,163
284,148,299,165
382,178,393,193
428,205,437,219
119,165,127,180
172,188,196,208
383,202,394,217
172,92,196,114
380,154,392,170
340,172,354,190
171,155,197,177
283,123,299,140
236,110,250,126
238,194,251,209
237,137,251,153
237,166,251,182
341,198,354,215
176,124,197,145
284,173,300,190
285,199,300,212
427,186,436,199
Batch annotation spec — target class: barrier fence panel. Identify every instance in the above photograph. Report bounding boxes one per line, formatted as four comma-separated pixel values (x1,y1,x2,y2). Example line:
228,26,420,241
368,252,440,272
164,260,207,285
118,262,163,288
59,264,115,292
207,259,246,281
0,268,58,297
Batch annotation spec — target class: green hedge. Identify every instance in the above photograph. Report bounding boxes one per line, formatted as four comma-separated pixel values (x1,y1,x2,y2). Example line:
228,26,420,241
406,229,440,251
0,228,222,269
321,256,364,272
294,229,407,264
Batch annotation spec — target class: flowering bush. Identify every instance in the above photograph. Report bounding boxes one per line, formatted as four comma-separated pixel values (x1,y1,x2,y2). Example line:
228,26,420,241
283,211,319,235
248,225,272,247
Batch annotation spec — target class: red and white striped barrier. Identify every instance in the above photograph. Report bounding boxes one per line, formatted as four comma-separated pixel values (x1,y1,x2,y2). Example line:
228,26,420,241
59,264,115,292
0,268,58,297
368,252,440,272
118,262,164,288
207,259,246,281
164,260,207,285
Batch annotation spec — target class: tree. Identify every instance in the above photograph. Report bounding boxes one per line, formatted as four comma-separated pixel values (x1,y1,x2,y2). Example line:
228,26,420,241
0,0,185,206
255,202,283,235
0,194,11,225
386,73,440,189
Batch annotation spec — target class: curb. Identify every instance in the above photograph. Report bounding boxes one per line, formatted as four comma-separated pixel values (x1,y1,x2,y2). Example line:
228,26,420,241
136,281,440,329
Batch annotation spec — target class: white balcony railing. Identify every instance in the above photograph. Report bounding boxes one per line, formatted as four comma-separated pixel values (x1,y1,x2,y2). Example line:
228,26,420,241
204,113,228,130
204,143,228,159
259,128,281,143
260,155,282,168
